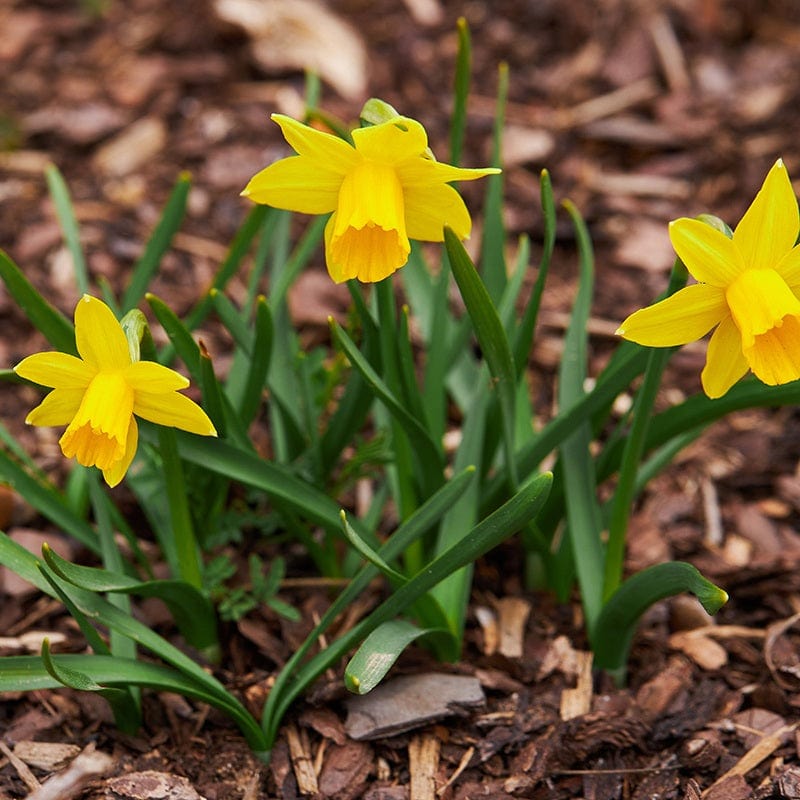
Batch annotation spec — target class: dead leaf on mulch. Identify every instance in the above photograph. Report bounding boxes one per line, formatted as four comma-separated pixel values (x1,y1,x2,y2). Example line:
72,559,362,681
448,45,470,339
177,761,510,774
213,0,367,100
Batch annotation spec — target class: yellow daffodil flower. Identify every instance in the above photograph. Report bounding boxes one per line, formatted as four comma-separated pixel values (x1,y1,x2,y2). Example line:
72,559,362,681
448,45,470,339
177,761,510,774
617,159,800,398
242,113,499,283
14,295,216,487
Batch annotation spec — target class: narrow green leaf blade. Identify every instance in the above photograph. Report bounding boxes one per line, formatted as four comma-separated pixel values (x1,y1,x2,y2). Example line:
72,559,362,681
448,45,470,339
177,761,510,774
0,250,76,353
593,562,728,682
122,172,191,311
339,511,406,583
330,319,444,480
45,164,89,295
43,545,217,654
0,653,268,756
445,228,517,488
344,620,451,695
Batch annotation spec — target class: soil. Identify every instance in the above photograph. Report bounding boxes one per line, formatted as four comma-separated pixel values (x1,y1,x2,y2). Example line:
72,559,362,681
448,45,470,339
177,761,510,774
3,0,800,798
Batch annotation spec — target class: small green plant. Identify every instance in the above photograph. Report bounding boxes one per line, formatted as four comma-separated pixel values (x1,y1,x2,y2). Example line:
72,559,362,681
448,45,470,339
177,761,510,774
214,554,300,623
1,18,796,764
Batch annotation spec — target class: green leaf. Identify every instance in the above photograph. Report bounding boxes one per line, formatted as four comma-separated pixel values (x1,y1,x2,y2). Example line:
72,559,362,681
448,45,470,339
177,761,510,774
0,452,100,553
122,172,191,311
261,470,552,753
480,345,650,516
449,17,471,165
339,511,406,583
40,638,141,733
445,228,518,488
344,620,451,694
0,653,268,758
147,293,202,378
260,465,477,747
45,164,89,295
239,297,273,425
479,62,508,304
330,318,444,484
43,540,217,655
593,562,728,683
558,200,604,632
0,250,75,353
184,205,271,332
170,429,354,537
513,170,556,374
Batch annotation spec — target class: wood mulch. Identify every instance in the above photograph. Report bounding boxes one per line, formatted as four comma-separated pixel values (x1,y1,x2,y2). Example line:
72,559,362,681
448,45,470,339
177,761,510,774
3,0,800,798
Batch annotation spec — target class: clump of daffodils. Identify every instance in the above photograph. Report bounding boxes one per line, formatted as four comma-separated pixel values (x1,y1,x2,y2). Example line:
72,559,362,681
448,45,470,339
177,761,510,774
242,104,499,283
14,295,216,486
618,159,800,397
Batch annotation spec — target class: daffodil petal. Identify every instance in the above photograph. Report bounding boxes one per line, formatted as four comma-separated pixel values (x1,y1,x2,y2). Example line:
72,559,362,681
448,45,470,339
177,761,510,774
74,295,130,371
669,218,746,287
774,243,800,288
397,158,500,188
352,117,428,163
102,417,138,488
616,283,727,346
241,158,341,214
133,391,217,436
271,114,358,173
701,315,749,398
25,388,84,426
733,159,799,272
404,182,471,241
14,352,95,389
124,360,189,392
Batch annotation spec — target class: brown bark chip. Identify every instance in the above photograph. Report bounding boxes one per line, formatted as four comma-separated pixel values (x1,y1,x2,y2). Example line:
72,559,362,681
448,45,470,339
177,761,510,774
344,674,484,741
105,770,205,800
317,741,372,800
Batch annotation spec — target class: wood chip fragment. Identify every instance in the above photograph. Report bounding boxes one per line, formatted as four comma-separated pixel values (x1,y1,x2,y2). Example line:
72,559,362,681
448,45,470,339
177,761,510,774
105,771,205,800
92,117,167,177
494,596,531,659
669,631,728,670
24,743,114,800
408,733,440,800
13,741,81,771
648,11,690,92
285,723,319,796
560,650,593,720
556,78,660,128
474,605,498,656
0,739,40,793
702,722,798,797
400,0,443,26
344,673,484,741
0,150,52,174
